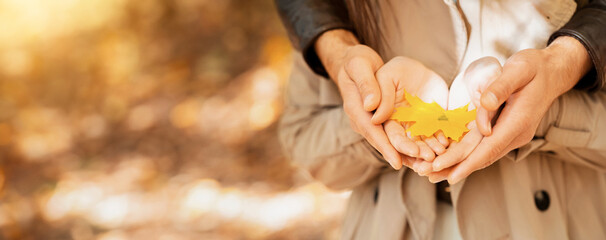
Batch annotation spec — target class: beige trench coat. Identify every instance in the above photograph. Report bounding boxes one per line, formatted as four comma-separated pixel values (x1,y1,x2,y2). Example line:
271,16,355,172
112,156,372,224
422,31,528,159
279,0,606,239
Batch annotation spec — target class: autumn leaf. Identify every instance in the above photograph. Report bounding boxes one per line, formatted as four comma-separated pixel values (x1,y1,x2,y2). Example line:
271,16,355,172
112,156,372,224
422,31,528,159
390,91,476,142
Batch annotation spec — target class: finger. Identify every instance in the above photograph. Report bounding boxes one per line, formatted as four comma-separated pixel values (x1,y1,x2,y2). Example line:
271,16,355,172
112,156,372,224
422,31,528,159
340,77,402,169
427,167,453,183
372,56,432,124
409,158,425,173
403,156,433,172
421,135,446,155
384,120,419,157
401,155,419,169
405,122,414,139
414,160,434,176
432,125,483,171
475,107,493,136
446,137,506,184
406,157,432,175
463,58,501,136
371,73,396,124
447,107,523,184
481,59,535,111
436,131,450,148
415,140,435,162
367,131,402,170
345,57,382,111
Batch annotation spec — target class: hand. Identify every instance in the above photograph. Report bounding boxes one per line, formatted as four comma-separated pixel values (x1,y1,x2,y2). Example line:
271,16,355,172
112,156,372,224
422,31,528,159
427,57,502,183
316,29,403,168
338,55,451,169
429,36,592,184
380,57,450,173
316,30,448,169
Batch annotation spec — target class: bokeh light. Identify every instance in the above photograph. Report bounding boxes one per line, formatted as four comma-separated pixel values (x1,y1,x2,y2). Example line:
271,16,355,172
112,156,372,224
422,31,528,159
0,0,348,239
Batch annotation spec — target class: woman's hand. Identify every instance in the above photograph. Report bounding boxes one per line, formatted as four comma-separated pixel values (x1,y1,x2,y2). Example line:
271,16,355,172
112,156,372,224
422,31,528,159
316,30,448,169
379,57,450,172
316,30,455,170
426,57,502,183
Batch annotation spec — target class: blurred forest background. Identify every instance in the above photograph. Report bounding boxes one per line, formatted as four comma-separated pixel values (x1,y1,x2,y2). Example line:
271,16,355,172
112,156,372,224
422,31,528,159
0,0,348,239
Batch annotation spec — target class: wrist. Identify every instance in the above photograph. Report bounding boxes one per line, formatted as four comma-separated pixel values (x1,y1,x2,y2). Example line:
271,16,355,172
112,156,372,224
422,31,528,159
315,29,359,80
544,36,592,94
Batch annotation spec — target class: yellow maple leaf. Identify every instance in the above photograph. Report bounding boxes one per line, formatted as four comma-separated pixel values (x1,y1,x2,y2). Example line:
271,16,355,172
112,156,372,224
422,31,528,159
390,91,476,142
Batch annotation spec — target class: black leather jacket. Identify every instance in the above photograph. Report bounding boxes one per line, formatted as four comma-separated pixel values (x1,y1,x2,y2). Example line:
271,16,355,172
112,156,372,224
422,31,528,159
275,0,606,91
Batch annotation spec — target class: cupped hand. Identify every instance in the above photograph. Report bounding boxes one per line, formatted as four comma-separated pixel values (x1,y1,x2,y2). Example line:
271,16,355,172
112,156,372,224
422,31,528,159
427,36,592,184
325,41,449,169
379,57,450,173
426,57,502,183
314,30,403,169
333,44,404,169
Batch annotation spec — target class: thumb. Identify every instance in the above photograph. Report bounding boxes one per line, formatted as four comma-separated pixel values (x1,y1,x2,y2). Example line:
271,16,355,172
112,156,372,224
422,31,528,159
462,57,502,135
475,107,497,136
345,57,383,112
480,60,534,111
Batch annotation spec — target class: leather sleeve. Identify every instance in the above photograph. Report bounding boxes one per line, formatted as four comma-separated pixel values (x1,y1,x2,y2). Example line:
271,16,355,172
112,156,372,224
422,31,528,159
549,0,606,91
274,0,352,77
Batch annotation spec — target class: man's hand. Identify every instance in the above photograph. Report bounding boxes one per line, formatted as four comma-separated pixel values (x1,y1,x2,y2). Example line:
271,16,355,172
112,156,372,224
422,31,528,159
316,29,407,168
431,36,592,184
316,30,384,111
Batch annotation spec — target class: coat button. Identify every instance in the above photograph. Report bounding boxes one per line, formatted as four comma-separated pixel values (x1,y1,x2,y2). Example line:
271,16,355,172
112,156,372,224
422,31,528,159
534,190,550,211
373,187,379,204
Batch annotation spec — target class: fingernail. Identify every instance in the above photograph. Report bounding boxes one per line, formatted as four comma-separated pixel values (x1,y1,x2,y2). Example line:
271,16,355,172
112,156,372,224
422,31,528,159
430,176,446,183
484,92,498,109
433,161,442,171
447,178,458,185
389,160,401,170
435,147,446,156
419,165,432,176
402,141,419,157
364,94,374,110
418,168,427,176
448,172,462,185
411,160,421,173
392,156,403,170
406,150,418,158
